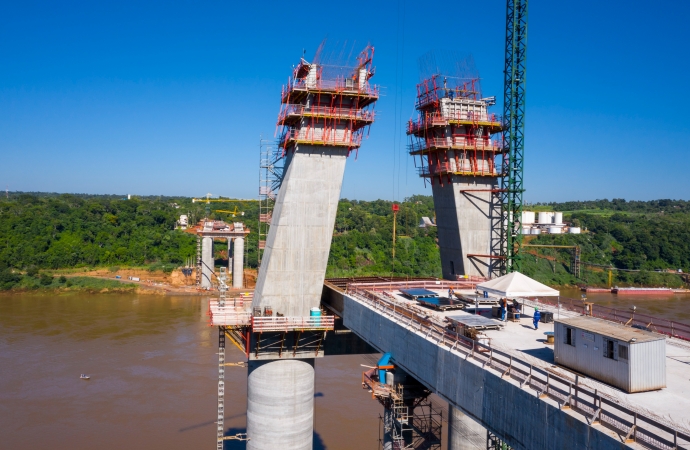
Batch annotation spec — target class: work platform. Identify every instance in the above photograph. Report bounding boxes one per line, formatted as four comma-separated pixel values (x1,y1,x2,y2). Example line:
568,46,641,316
322,279,690,450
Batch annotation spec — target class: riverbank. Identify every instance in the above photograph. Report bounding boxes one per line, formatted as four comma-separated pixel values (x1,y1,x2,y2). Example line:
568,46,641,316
0,267,257,295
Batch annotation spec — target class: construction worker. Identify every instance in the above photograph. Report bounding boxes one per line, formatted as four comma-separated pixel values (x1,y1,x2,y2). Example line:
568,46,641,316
448,286,455,299
533,307,541,330
500,298,507,322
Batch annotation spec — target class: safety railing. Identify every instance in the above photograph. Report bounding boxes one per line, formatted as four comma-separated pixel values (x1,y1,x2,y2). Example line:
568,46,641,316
278,104,375,123
208,300,252,326
417,162,499,178
282,78,380,98
279,128,363,149
349,279,478,292
251,316,335,332
529,297,690,342
408,112,502,134
408,138,503,153
345,286,690,450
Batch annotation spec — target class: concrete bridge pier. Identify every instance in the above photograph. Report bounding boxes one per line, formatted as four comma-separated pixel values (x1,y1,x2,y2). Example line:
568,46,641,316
232,236,244,289
247,359,315,450
227,238,233,277
447,405,487,450
201,236,214,289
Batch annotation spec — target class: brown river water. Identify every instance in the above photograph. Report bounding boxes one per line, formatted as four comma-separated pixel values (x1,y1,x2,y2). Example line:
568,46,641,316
0,294,381,450
1,291,688,450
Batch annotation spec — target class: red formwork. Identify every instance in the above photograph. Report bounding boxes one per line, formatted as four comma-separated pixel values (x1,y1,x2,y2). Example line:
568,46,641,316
407,74,503,187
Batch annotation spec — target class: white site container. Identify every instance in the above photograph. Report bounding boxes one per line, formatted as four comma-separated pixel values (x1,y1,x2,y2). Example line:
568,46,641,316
554,317,666,393
569,227,581,234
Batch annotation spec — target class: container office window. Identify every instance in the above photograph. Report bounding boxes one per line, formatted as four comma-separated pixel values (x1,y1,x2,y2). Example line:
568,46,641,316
565,327,575,346
619,344,628,361
603,338,617,360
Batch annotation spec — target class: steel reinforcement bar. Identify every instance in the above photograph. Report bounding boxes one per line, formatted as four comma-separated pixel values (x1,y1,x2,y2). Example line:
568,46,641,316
346,286,690,450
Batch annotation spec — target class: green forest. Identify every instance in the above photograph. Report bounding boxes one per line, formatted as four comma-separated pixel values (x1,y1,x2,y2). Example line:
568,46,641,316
0,193,688,290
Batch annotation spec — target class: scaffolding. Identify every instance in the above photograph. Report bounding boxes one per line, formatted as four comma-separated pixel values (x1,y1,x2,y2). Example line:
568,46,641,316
407,74,504,187
363,368,442,450
258,139,283,263
276,45,379,157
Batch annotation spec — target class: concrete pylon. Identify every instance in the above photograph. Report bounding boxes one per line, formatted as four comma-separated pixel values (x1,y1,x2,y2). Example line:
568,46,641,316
447,405,487,450
232,236,244,289
201,237,214,289
247,359,315,450
432,179,494,279
252,148,347,316
247,47,378,450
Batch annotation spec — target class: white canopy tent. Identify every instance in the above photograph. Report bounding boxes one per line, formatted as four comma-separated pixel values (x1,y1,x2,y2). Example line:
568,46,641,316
477,272,559,298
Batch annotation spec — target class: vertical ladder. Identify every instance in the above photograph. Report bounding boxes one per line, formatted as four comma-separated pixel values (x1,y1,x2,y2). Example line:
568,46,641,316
196,235,202,287
217,328,225,449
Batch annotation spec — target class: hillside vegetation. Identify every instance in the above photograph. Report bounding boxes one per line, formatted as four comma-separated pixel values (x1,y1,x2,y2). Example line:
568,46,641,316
0,193,687,289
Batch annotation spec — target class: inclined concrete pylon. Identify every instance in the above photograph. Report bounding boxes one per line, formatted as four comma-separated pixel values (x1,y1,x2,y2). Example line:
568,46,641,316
247,46,378,450
407,75,503,279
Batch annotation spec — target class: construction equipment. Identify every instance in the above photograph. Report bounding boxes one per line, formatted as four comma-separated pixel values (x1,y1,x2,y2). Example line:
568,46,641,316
215,207,244,218
498,0,528,274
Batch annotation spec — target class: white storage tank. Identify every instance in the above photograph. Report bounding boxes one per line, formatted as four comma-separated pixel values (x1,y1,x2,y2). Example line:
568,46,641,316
554,212,563,224
531,228,542,235
537,212,550,224
548,226,562,234
569,227,581,234
521,211,535,225
521,226,531,235
554,317,666,393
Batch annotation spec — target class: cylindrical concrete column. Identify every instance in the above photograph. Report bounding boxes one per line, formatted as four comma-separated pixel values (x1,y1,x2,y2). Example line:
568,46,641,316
247,359,315,450
448,405,486,450
232,236,244,289
201,237,214,289
228,238,233,275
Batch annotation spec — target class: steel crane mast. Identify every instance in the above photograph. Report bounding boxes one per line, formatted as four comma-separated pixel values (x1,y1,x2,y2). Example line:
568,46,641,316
500,0,528,274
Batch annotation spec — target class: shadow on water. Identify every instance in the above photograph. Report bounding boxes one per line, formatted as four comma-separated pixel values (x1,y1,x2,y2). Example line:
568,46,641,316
179,413,247,432
221,428,327,450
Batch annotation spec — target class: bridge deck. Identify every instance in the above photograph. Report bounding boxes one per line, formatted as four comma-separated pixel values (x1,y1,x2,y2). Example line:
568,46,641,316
385,287,690,427
335,283,690,449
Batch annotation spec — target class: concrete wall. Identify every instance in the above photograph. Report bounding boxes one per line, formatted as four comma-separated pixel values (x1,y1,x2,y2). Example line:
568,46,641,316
431,176,494,279
448,405,488,450
340,293,631,450
201,237,214,289
253,146,348,317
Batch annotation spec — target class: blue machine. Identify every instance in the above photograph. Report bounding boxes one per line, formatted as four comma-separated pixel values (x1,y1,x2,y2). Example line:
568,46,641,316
377,352,393,384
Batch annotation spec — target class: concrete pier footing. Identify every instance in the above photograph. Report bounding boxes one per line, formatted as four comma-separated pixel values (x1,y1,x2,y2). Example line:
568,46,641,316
432,177,494,279
232,237,244,289
201,237,214,289
448,405,487,450
247,359,315,450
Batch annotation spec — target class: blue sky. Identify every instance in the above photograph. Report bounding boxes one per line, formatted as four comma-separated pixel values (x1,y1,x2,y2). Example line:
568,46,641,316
1,0,688,202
